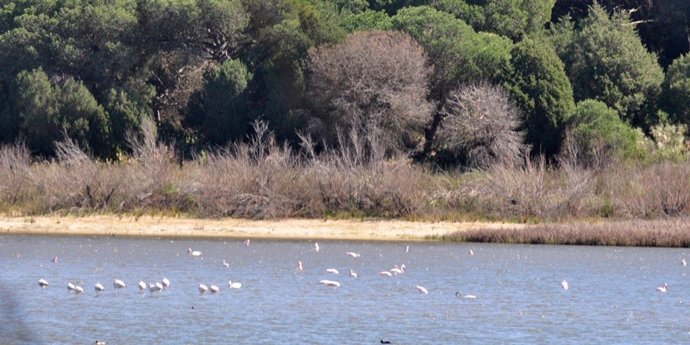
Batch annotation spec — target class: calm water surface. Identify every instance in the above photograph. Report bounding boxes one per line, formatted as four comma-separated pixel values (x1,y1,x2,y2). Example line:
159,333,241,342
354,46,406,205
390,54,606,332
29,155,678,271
2,235,690,344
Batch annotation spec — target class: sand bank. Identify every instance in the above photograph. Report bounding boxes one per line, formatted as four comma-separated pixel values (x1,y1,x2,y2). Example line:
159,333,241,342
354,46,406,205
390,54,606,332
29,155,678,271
0,215,523,241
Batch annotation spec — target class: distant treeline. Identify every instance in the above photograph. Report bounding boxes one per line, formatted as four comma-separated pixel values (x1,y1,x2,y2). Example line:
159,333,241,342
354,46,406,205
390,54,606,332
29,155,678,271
1,0,689,168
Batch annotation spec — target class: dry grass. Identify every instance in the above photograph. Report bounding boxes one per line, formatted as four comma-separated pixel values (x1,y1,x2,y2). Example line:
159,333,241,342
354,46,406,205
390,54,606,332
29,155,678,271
443,219,690,247
4,120,690,230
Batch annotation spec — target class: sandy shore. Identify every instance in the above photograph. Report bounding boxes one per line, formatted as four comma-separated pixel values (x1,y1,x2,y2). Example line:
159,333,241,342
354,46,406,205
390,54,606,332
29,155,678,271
0,215,523,241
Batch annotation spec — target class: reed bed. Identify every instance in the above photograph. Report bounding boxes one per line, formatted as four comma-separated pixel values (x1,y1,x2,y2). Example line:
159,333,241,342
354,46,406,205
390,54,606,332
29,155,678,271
442,219,690,247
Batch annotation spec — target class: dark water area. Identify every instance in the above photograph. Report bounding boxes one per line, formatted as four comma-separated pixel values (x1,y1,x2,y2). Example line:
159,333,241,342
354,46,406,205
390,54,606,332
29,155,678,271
2,235,690,344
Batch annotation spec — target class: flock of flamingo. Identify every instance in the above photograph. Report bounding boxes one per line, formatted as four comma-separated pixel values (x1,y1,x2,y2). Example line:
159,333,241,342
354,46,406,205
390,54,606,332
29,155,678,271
36,240,678,298
35,241,469,297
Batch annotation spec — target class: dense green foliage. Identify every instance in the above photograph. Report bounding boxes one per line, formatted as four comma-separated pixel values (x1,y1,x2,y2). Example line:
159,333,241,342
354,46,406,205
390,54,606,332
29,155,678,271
661,54,690,125
0,0,689,168
506,38,574,156
566,99,645,165
555,3,664,130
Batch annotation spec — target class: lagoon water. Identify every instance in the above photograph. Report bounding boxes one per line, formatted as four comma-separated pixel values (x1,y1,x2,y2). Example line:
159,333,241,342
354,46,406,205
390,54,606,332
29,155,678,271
2,235,690,344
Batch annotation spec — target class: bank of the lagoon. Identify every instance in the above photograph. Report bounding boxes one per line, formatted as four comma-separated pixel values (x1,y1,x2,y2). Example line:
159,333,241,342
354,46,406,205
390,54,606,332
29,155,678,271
0,215,523,241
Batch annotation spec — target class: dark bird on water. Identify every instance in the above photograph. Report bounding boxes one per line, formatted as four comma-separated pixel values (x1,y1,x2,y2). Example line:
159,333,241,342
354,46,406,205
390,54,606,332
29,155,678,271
380,340,391,344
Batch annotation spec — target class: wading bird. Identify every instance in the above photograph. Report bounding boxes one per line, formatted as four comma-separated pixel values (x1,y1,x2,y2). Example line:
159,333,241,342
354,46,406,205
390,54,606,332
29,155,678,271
416,285,428,294
349,269,358,278
657,283,668,293
113,279,126,290
455,291,476,299
94,283,105,293
319,280,340,287
314,242,320,252
38,278,49,288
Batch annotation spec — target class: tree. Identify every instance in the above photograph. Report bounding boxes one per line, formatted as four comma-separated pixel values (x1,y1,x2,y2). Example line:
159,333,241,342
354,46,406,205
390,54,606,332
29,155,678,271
435,81,526,168
506,38,575,157
558,3,664,129
341,10,393,32
186,59,253,145
392,6,512,99
11,69,112,157
307,30,433,151
563,99,645,167
432,0,557,41
661,54,690,125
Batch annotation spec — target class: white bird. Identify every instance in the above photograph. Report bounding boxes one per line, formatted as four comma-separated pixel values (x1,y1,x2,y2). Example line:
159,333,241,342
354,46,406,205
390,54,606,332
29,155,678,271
326,268,339,275
67,282,76,292
222,260,230,268
405,245,410,253
561,280,569,290
455,291,477,299
379,271,393,277
149,282,163,293
38,278,49,288
209,285,220,293
296,260,303,272
390,265,405,275
94,283,105,293
469,249,474,256
314,242,320,252
683,259,687,267
416,285,429,294
244,239,251,246
657,283,668,293
187,248,202,257
74,285,84,294
161,277,170,288
228,280,242,289
113,279,126,290
51,256,58,263
346,251,360,258
319,280,340,287
198,284,209,294
349,269,358,278
138,281,147,290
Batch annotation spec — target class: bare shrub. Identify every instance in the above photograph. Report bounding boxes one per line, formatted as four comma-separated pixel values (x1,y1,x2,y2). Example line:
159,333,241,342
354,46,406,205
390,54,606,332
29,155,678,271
307,30,434,152
435,81,527,168
0,144,31,205
23,139,124,212
604,162,690,218
470,156,595,220
120,116,183,210
187,120,321,218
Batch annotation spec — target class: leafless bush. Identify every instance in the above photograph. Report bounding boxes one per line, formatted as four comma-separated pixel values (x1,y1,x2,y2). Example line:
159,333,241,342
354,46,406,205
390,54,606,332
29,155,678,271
23,139,124,212
603,162,690,217
0,144,31,205
435,81,527,168
308,30,434,152
469,155,595,220
120,116,181,210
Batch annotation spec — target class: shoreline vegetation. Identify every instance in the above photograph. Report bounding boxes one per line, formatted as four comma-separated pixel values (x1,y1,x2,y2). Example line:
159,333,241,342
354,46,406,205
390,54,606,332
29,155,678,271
4,129,690,246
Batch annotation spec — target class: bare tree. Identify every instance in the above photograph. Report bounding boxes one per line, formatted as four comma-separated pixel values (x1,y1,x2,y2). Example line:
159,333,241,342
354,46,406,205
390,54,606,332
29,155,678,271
435,81,527,168
307,30,434,154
